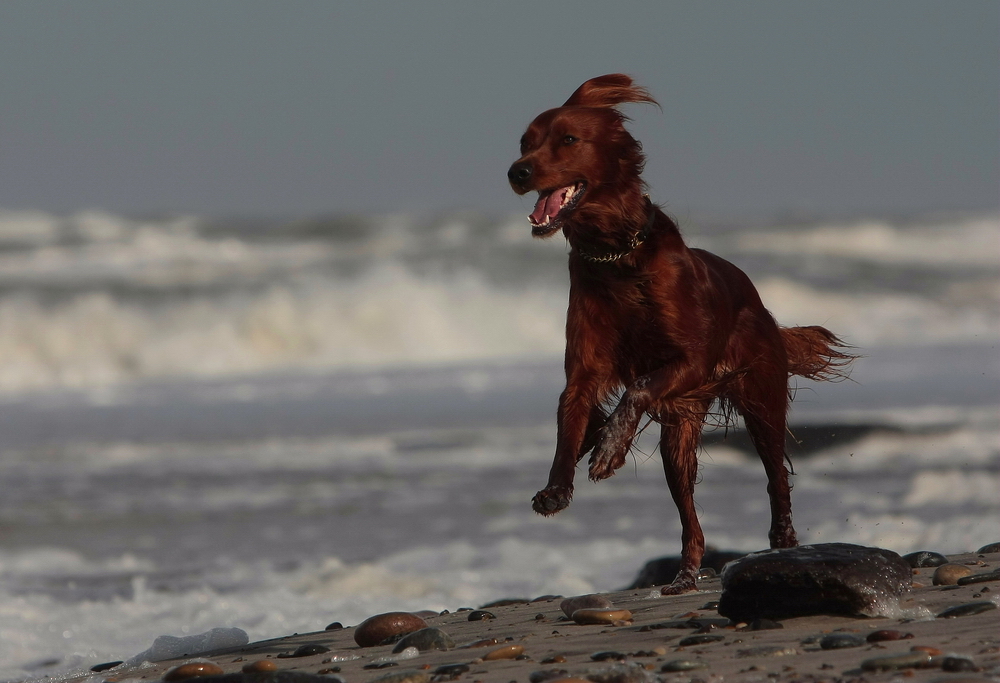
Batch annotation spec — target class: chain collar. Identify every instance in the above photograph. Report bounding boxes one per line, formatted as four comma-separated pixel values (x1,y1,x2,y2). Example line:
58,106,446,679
578,198,656,264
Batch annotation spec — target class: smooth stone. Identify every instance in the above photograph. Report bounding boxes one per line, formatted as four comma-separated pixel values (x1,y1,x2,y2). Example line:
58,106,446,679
541,655,568,664
957,568,1000,585
661,659,709,672
529,670,569,683
560,594,613,618
391,627,455,653
467,610,496,621
678,634,724,646
976,542,1000,553
933,563,973,585
747,618,783,630
942,656,977,672
324,622,343,630
867,629,913,642
482,644,524,660
591,651,627,661
627,549,745,588
242,660,279,673
937,601,998,618
571,608,632,625
903,551,949,568
432,663,470,680
277,643,329,658
861,651,931,671
718,543,911,621
819,633,865,650
354,612,428,648
163,662,225,681
89,661,123,672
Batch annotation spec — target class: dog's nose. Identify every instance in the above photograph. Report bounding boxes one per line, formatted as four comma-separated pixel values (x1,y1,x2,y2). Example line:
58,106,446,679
507,161,533,186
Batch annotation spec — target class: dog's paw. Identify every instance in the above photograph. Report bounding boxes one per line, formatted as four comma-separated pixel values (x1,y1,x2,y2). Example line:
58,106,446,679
659,571,698,596
588,441,627,482
532,486,572,516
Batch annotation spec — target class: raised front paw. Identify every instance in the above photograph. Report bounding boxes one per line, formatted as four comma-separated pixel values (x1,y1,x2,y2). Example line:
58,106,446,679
588,438,628,482
532,486,572,516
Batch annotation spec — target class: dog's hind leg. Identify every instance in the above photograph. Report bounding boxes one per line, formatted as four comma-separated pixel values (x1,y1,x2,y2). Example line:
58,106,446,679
733,367,798,549
658,400,710,595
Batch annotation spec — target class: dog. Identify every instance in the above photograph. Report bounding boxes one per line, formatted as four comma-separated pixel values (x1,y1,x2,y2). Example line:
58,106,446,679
507,74,852,594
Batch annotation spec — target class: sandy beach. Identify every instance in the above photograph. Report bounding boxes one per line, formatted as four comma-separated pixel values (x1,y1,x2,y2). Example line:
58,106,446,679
77,549,999,683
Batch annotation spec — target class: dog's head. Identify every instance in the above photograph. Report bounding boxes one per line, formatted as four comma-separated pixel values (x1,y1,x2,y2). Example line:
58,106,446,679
507,74,657,237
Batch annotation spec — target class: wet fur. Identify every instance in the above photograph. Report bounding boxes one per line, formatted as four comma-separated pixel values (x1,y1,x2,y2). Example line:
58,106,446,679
507,74,853,594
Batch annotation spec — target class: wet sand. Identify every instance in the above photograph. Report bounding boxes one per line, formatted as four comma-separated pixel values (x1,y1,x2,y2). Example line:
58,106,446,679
88,551,999,683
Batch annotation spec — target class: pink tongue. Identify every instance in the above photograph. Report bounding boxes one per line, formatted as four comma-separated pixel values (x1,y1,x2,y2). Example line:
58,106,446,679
529,189,565,224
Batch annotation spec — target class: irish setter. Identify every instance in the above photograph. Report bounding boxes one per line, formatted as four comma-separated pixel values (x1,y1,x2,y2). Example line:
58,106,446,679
507,74,852,595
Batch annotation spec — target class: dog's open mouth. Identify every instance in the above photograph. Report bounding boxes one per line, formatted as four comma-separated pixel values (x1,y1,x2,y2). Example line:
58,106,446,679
529,182,584,236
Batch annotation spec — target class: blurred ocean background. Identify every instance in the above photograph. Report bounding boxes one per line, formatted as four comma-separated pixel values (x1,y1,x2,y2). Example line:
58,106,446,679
0,207,996,678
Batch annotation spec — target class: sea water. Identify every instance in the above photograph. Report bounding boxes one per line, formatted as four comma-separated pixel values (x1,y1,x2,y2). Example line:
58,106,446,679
0,208,996,679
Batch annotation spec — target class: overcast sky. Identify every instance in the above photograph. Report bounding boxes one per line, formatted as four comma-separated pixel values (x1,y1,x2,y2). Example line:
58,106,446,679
0,1,996,219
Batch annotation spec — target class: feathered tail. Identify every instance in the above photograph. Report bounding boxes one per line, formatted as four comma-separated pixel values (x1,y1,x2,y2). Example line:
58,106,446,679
780,325,855,381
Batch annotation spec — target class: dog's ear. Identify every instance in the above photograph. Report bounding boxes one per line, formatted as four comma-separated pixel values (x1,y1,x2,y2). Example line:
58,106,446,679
563,74,658,108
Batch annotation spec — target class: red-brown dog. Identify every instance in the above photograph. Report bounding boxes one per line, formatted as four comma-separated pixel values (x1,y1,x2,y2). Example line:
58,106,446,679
507,74,852,594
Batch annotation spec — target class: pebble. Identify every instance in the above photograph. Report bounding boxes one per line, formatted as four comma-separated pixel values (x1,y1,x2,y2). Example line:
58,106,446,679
354,612,428,648
861,651,931,671
560,594,613,618
902,551,949,568
277,643,329,658
467,610,496,621
433,663,471,680
867,629,913,642
976,542,1000,553
325,621,343,630
391,627,455,653
541,655,568,664
678,634,724,646
162,662,225,681
483,643,525,660
571,608,632,625
591,651,628,661
529,670,569,683
957,568,1000,585
819,633,866,650
736,646,798,658
481,597,528,608
89,661,122,672
936,601,998,618
242,659,279,672
942,656,976,672
459,637,501,649
661,659,709,672
933,563,974,585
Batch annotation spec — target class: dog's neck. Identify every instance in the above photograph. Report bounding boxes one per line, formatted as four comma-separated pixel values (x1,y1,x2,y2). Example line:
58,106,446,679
567,195,661,264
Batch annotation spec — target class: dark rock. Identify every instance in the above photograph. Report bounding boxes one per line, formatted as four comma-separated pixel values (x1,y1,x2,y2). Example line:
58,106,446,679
529,670,568,683
90,661,123,672
276,643,329,658
718,543,911,622
678,634,724,646
957,569,1000,585
363,661,398,670
977,542,1000,553
936,601,998,618
591,651,627,661
324,622,343,630
560,593,612,617
819,633,865,649
627,549,745,588
467,610,496,621
747,618,783,630
902,550,948,568
354,612,428,648
391,627,455,653
942,656,976,672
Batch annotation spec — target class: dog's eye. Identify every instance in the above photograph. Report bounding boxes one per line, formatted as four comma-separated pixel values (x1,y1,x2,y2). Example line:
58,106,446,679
563,135,578,145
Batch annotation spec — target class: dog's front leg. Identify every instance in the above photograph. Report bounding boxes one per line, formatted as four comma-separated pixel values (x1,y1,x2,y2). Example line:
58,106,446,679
532,383,602,515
